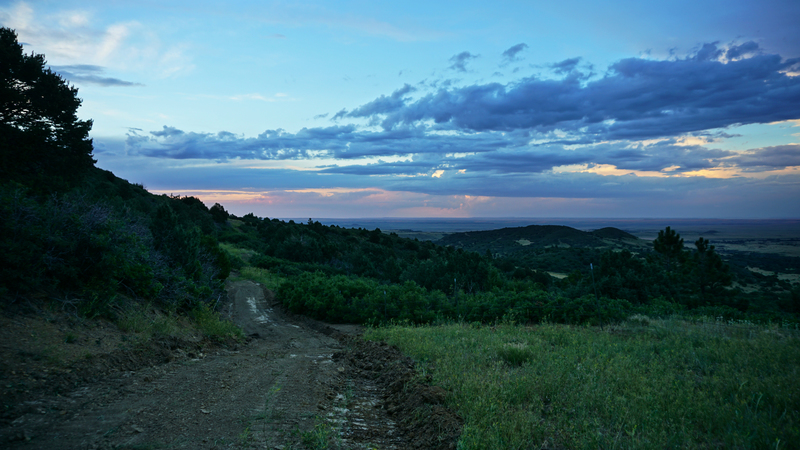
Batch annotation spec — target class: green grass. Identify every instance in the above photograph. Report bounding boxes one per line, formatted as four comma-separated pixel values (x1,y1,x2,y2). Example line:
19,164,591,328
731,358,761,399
232,266,285,291
298,420,334,449
190,303,245,342
219,242,259,263
367,318,800,449
118,306,186,339
118,303,243,342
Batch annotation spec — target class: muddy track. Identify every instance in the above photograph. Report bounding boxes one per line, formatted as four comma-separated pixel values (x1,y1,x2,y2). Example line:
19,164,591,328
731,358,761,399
1,281,460,449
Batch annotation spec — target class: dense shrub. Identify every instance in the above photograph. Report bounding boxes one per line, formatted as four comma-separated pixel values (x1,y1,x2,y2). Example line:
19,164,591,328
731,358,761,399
0,183,227,315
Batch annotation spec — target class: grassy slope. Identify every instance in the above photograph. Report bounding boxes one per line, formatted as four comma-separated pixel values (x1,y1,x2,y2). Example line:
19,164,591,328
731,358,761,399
367,318,800,449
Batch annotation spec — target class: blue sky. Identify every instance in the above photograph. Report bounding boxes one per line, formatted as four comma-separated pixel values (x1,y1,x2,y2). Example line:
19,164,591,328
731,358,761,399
3,0,800,218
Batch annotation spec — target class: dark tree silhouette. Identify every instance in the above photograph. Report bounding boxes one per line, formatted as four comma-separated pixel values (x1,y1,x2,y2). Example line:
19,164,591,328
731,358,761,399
653,226,684,272
0,27,94,192
209,202,229,224
692,237,732,302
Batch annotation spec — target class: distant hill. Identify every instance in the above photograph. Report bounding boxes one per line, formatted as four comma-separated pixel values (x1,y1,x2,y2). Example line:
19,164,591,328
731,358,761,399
590,227,639,241
437,224,642,255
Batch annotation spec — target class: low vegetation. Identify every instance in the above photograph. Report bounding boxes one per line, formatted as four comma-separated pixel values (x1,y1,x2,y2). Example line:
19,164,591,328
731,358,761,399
367,318,800,449
208,214,798,327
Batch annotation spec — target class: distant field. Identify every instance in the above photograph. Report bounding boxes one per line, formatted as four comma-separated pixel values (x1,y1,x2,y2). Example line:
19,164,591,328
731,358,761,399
309,217,800,251
368,319,800,449
308,217,800,238
309,219,800,284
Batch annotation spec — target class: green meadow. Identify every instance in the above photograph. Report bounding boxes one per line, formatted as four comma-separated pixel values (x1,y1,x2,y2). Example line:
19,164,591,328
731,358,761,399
367,317,800,449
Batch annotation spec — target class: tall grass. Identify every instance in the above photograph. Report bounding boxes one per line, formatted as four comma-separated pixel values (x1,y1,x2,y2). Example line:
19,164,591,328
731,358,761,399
367,317,799,449
118,302,243,342
219,242,258,264
189,303,245,342
232,266,285,291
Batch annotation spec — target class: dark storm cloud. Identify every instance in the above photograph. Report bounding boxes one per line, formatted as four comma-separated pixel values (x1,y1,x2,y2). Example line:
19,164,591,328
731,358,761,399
51,65,143,87
130,43,800,182
551,57,581,74
130,125,777,178
331,141,733,176
355,43,800,142
448,51,478,72
338,84,416,119
726,144,800,171
692,42,723,61
501,43,528,63
127,125,525,161
319,160,435,176
725,41,760,60
601,142,734,172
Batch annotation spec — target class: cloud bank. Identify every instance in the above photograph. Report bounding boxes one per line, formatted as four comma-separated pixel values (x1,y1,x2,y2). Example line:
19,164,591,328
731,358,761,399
128,43,800,175
107,42,800,217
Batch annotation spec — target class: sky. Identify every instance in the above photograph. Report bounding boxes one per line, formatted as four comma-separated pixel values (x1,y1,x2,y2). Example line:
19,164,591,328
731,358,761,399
2,0,800,219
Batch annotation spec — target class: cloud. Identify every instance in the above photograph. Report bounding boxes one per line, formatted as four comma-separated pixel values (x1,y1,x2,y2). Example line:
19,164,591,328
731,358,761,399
310,139,737,177
113,41,800,219
692,42,723,62
725,41,760,60
127,124,523,161
337,84,416,120
331,109,348,121
551,57,581,74
726,144,800,171
129,119,754,179
501,43,528,63
96,132,800,219
448,51,478,72
102,146,800,212
319,160,435,176
350,43,800,143
0,3,194,77
51,64,143,87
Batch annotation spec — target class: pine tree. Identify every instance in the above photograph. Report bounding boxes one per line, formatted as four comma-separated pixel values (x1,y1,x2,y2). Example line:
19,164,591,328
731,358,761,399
653,226,684,272
0,27,94,192
692,237,732,303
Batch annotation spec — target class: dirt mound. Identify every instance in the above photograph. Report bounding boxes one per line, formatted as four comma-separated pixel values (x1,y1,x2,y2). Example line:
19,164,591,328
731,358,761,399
337,336,462,450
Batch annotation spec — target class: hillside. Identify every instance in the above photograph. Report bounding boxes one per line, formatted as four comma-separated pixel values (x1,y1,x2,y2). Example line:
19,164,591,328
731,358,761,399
437,224,644,256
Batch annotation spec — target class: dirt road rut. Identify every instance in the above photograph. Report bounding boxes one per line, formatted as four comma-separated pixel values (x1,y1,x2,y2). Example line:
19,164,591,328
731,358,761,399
1,281,460,449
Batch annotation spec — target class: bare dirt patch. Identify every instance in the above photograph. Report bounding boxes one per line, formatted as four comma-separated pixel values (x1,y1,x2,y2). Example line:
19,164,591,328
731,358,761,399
1,281,461,449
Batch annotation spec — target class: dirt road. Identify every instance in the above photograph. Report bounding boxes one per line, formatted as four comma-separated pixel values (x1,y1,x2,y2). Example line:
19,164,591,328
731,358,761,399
1,281,460,449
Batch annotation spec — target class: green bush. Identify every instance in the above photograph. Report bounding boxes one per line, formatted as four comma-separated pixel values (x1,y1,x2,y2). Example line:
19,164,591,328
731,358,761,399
0,183,228,314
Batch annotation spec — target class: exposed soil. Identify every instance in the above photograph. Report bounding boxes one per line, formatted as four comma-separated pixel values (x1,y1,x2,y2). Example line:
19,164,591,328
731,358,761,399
0,280,461,449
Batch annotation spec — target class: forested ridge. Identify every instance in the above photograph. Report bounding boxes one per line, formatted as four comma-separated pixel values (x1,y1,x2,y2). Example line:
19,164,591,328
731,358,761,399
214,212,800,325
